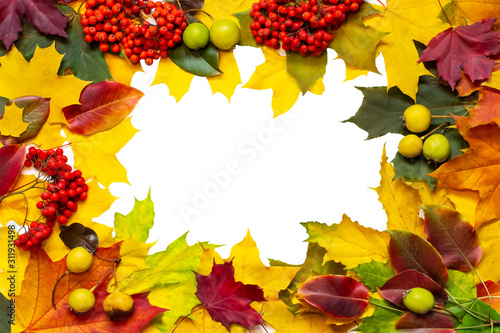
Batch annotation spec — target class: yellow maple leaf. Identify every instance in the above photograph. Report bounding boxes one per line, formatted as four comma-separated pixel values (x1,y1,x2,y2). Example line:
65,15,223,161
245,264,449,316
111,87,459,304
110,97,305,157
0,174,43,225
0,45,90,126
445,188,479,228
442,0,500,28
171,304,247,333
262,301,353,332
365,0,448,100
0,227,30,297
344,61,370,82
476,219,500,283
114,238,154,283
31,123,67,150
374,146,424,237
229,230,300,301
201,0,254,21
105,53,140,86
244,48,324,117
198,244,224,275
0,104,29,137
304,215,390,269
207,50,242,102
152,58,195,102
64,117,139,187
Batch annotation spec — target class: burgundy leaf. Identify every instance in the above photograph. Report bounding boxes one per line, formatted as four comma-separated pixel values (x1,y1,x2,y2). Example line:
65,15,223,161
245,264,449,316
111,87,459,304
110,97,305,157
418,19,500,90
396,311,455,330
0,96,50,146
0,0,68,50
63,81,144,136
0,144,25,197
377,270,447,309
423,205,482,271
297,275,369,318
195,261,266,330
388,230,449,286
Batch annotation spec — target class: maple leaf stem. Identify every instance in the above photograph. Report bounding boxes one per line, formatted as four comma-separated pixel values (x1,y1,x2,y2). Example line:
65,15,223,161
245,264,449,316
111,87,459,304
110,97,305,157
170,306,205,332
437,0,453,28
375,0,386,8
433,305,462,323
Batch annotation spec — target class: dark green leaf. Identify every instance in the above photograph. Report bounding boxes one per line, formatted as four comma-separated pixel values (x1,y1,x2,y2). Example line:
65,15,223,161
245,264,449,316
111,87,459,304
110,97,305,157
357,298,402,333
0,96,50,146
55,4,112,83
414,40,438,78
456,300,500,332
0,293,11,333
169,42,221,77
344,76,471,139
114,188,155,243
14,18,54,61
393,127,468,189
286,50,327,94
0,96,8,111
234,10,259,47
0,41,6,57
446,269,476,299
351,260,395,291
59,222,99,254
329,3,388,73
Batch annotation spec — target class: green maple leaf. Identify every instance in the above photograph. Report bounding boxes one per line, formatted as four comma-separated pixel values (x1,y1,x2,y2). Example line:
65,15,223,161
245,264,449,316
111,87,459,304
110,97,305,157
329,3,388,73
351,260,394,291
286,50,327,94
446,269,476,300
13,19,53,61
114,188,155,243
55,4,112,82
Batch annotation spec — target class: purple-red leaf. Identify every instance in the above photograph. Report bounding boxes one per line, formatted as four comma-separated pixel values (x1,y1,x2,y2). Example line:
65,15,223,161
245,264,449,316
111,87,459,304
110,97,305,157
418,19,500,90
63,81,144,136
195,261,266,330
377,270,447,309
0,0,68,50
297,275,369,319
388,230,449,286
423,205,482,271
0,96,50,146
0,144,25,197
396,311,455,330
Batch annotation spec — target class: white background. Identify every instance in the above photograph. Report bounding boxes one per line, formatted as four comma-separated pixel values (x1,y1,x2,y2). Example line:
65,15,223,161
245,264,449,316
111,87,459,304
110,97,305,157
96,46,400,265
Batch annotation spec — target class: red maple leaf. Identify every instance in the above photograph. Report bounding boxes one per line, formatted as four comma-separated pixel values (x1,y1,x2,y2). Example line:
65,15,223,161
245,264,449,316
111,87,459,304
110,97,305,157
0,0,68,50
16,243,166,332
195,261,266,330
418,19,500,90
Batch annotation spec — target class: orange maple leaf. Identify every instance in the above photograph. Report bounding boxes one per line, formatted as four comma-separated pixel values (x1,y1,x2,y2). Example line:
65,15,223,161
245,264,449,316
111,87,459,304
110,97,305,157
429,116,500,226
469,88,500,127
16,243,166,332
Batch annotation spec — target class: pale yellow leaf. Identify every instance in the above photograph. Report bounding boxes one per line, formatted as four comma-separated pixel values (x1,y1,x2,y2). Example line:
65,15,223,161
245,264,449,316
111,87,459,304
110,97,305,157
207,50,242,102
243,48,324,117
230,230,300,301
374,146,424,237
152,58,194,102
344,61,369,82
64,117,139,187
304,215,390,269
476,219,500,283
0,104,29,137
115,238,154,283
0,45,90,126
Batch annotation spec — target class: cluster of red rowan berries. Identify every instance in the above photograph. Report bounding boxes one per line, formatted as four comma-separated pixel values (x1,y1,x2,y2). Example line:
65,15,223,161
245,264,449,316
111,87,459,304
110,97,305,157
14,147,89,250
80,0,187,65
249,0,362,56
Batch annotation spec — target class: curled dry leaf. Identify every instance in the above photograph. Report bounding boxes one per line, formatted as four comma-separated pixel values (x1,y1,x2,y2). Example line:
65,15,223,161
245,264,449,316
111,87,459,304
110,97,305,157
59,222,99,254
297,275,369,319
423,205,482,271
377,270,447,310
0,144,25,197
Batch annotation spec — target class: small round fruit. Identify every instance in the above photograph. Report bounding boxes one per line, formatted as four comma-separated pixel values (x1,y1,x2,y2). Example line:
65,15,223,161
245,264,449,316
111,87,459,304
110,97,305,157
404,104,431,133
183,22,210,50
66,247,93,273
403,287,435,314
398,134,423,158
68,288,95,314
423,134,451,163
103,291,135,321
209,19,240,50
